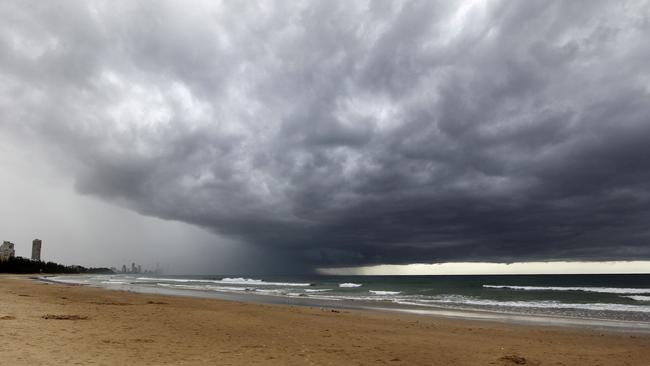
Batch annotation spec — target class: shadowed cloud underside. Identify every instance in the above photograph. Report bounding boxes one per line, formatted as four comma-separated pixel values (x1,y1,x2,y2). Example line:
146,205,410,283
1,1,650,269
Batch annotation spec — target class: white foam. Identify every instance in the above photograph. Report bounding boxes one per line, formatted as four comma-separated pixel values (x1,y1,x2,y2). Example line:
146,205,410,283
137,277,197,283
369,290,402,295
207,286,252,292
624,295,650,302
483,285,650,294
308,292,650,314
45,276,90,284
101,280,128,285
255,289,285,294
339,283,362,288
304,295,344,301
316,294,399,302
304,289,332,293
137,276,311,287
398,296,650,313
158,283,258,293
218,277,311,287
158,283,206,291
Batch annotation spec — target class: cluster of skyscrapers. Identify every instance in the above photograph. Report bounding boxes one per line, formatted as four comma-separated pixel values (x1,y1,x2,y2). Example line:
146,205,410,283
0,239,42,262
113,262,160,275
118,262,142,274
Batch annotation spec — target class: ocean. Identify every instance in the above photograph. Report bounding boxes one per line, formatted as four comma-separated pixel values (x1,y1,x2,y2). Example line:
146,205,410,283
47,273,650,331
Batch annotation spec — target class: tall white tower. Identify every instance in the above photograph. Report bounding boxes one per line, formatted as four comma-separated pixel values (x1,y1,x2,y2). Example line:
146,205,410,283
32,239,42,261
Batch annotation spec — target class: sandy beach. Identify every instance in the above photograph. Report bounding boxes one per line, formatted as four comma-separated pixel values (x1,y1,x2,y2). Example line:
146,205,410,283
0,275,648,365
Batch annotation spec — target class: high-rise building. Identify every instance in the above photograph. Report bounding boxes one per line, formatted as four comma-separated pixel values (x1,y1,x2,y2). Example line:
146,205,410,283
0,241,15,261
122,265,127,273
131,262,136,273
32,239,42,261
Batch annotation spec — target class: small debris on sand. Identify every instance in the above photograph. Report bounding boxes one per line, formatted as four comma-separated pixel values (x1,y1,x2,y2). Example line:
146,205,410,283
499,355,527,364
132,338,155,343
42,314,89,320
0,315,16,320
101,339,124,345
146,300,168,305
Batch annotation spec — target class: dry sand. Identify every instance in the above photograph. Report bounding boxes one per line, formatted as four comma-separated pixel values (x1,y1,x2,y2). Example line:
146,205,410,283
0,275,648,365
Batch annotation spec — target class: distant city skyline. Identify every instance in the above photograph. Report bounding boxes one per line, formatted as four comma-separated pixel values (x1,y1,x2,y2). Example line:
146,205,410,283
113,262,159,275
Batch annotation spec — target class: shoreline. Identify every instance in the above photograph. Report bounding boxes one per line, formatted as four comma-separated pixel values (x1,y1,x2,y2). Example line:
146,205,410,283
42,274,650,335
2,274,649,365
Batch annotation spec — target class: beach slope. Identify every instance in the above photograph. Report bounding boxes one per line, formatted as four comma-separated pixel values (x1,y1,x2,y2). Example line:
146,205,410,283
0,275,648,365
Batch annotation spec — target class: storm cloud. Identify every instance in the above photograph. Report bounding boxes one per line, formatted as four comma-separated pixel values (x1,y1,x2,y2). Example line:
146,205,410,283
1,0,650,268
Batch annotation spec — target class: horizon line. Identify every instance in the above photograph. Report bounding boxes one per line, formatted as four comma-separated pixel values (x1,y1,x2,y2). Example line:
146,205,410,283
317,261,650,276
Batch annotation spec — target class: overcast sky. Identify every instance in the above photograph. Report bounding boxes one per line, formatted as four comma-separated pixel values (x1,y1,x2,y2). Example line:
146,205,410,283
1,1,649,274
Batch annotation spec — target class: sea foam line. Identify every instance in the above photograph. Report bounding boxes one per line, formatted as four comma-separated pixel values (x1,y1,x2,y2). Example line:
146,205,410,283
137,277,311,287
369,290,402,295
624,295,650,302
483,285,650,294
397,297,650,313
218,277,312,287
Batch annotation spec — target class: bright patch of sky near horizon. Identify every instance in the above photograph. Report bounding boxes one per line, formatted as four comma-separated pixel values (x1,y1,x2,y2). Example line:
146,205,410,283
319,261,650,276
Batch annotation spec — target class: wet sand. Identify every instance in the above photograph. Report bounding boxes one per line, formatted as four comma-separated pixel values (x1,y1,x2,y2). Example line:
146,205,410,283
1,275,648,365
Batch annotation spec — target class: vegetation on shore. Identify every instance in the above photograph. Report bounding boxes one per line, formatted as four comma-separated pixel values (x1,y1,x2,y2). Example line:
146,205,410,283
0,256,113,274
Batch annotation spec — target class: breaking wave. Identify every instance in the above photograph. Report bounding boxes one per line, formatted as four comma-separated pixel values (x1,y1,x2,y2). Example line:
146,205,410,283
217,277,311,287
339,283,362,288
624,295,650,302
137,276,311,287
397,295,650,313
369,290,402,295
483,285,650,295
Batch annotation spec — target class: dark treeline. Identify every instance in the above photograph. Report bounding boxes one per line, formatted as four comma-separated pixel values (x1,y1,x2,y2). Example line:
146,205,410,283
0,256,113,274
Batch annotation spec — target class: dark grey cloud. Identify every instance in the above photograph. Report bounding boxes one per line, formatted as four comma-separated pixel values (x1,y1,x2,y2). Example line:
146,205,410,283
1,0,650,269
